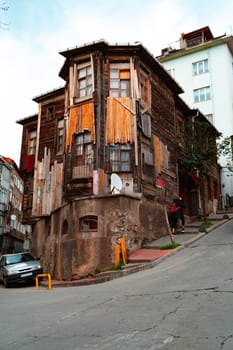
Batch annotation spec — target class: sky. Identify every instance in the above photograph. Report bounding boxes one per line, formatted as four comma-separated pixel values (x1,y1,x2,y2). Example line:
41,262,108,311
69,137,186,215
1,0,233,166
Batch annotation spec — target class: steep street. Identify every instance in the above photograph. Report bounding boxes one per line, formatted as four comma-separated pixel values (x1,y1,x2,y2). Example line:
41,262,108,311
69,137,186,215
1,219,233,349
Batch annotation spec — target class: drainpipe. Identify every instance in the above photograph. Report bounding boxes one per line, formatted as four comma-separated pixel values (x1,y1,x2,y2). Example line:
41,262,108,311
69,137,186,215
192,110,201,211
32,104,41,216
173,103,179,194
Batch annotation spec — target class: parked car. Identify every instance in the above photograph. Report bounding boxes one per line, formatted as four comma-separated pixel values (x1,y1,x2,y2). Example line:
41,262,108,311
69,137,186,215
0,252,43,287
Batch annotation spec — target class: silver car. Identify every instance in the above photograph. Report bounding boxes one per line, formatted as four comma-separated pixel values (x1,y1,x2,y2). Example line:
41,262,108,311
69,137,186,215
0,252,43,287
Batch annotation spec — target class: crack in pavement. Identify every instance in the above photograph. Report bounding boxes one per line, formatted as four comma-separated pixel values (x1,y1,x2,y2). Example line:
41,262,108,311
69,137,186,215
220,333,233,349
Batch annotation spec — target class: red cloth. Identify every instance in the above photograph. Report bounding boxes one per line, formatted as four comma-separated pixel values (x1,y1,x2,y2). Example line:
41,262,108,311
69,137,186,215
22,155,35,173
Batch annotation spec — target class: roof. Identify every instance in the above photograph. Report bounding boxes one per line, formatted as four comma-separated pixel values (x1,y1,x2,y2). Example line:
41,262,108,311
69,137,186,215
181,26,214,41
0,155,22,174
193,109,221,136
0,155,12,170
158,27,232,61
33,86,65,103
58,40,183,95
16,114,38,125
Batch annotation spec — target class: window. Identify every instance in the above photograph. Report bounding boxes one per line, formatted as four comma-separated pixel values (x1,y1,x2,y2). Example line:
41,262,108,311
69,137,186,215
153,135,169,174
0,189,7,203
74,132,93,165
110,64,130,97
80,215,98,232
177,117,184,145
47,106,55,120
141,113,151,137
109,143,131,172
205,114,213,123
140,71,148,102
160,142,169,169
62,220,68,235
194,86,211,103
186,36,203,48
77,63,93,98
28,130,37,155
140,69,151,107
141,143,154,177
167,68,175,78
193,59,209,75
57,120,64,153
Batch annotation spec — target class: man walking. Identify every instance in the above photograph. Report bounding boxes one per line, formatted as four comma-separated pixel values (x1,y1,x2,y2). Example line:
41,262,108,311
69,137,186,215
174,197,186,232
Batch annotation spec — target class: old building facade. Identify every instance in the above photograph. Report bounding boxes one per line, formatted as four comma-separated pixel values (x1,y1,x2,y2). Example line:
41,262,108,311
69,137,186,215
17,41,219,280
158,26,233,208
0,156,29,253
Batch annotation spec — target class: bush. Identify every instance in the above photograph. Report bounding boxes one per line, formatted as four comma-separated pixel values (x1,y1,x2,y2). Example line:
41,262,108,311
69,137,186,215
201,220,213,227
160,243,181,250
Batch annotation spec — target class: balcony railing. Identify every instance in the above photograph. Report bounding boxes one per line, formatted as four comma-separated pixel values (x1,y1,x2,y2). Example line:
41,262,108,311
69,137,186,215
72,165,93,179
0,203,6,212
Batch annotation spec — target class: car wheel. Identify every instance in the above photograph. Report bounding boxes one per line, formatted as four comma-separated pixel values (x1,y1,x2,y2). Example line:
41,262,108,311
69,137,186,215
3,277,9,288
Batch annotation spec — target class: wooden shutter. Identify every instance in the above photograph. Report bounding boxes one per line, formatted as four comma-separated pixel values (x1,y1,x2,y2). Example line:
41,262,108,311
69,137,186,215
153,135,161,174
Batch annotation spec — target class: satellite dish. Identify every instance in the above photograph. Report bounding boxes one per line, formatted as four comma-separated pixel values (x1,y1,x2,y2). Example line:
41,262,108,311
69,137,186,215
111,173,123,194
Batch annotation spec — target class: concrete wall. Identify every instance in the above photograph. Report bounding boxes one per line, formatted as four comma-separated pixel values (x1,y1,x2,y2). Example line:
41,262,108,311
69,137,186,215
31,194,167,280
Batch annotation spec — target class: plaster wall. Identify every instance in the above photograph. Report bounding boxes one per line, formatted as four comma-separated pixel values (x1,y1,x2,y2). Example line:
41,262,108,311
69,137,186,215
32,194,167,280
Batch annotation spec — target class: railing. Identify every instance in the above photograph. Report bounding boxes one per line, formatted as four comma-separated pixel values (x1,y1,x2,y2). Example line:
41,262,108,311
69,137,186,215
72,165,93,179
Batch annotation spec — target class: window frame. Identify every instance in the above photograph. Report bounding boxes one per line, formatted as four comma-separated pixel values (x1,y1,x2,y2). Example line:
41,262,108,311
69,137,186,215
47,106,55,120
205,114,213,124
56,119,64,154
74,132,93,166
76,62,93,101
194,86,211,103
28,130,37,155
139,68,151,107
80,215,98,232
153,135,170,175
108,143,131,172
109,63,130,98
192,59,209,76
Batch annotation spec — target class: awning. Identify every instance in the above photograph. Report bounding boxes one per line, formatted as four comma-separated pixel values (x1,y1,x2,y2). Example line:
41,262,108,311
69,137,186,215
188,172,201,187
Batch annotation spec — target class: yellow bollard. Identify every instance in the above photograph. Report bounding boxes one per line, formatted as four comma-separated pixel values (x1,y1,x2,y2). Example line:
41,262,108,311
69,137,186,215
120,237,127,265
36,273,52,290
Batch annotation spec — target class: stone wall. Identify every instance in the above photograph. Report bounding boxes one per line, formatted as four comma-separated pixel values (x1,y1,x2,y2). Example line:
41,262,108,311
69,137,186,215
31,194,167,280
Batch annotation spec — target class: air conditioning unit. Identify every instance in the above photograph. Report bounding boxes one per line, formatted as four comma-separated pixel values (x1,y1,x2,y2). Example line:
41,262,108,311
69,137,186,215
121,178,134,194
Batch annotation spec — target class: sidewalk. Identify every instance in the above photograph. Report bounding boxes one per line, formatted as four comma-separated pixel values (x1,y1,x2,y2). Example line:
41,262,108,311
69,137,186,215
40,212,233,289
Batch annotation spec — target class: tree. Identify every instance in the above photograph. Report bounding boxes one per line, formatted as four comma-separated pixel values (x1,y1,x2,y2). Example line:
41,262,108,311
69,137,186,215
181,113,220,221
217,135,233,167
0,1,9,30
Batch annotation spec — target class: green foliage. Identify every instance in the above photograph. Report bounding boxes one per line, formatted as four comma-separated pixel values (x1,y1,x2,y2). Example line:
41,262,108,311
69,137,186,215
182,118,233,174
201,220,213,227
160,242,181,250
181,118,219,175
217,135,233,165
110,260,124,270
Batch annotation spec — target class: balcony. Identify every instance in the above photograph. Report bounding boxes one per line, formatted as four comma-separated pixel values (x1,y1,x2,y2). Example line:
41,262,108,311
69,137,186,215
0,225,10,235
72,165,93,179
0,203,6,212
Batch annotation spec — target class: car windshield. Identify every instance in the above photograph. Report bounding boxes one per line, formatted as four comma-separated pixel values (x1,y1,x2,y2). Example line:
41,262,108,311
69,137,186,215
5,253,35,265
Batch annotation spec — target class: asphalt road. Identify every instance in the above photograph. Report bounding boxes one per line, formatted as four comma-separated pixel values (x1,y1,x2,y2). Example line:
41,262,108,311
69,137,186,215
1,219,233,350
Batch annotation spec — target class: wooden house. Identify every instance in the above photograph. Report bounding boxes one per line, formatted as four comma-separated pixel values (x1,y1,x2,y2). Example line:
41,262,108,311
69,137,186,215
17,41,219,280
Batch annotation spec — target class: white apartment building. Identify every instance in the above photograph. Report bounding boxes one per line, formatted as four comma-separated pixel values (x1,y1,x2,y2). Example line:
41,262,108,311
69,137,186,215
158,26,233,208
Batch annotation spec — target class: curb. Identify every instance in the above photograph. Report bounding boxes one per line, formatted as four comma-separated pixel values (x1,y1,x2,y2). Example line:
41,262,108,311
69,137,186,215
40,217,233,288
